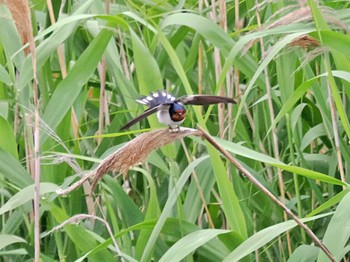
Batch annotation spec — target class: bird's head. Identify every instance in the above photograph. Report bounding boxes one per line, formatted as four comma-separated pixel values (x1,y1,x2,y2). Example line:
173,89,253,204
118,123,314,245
169,102,186,122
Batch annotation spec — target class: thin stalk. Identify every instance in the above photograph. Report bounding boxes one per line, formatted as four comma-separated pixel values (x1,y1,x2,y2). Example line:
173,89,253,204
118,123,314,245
323,51,347,188
228,69,234,141
97,59,107,145
286,114,306,242
198,41,203,113
207,0,225,137
97,0,110,145
233,0,241,101
327,81,346,189
46,0,67,78
230,0,240,140
198,0,203,105
255,1,291,255
14,89,19,135
33,100,40,262
103,0,110,128
101,0,111,126
23,0,40,260
24,113,34,176
118,28,131,80
218,0,229,138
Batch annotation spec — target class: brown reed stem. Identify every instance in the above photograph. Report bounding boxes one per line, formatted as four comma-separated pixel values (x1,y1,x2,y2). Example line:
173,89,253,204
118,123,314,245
196,125,335,262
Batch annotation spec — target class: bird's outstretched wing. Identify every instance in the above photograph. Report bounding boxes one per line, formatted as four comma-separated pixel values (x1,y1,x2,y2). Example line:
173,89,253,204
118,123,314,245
121,106,159,130
178,95,235,105
136,90,176,108
120,104,171,130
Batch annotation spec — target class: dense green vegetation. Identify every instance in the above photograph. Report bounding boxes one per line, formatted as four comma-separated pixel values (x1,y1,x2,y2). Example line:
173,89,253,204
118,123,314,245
0,0,350,261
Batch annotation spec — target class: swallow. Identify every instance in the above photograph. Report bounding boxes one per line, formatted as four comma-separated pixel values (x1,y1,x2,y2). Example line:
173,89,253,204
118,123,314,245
121,90,235,132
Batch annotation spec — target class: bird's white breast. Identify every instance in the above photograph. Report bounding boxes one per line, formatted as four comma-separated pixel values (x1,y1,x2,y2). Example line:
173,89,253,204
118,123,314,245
157,109,185,129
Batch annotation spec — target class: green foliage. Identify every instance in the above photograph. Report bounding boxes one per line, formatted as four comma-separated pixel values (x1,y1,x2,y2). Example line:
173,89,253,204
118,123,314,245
0,0,349,261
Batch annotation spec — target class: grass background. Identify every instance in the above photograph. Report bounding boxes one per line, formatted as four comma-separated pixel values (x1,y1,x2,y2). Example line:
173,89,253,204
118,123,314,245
0,0,350,261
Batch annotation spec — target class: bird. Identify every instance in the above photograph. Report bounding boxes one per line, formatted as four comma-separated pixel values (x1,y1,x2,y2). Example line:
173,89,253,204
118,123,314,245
121,90,235,132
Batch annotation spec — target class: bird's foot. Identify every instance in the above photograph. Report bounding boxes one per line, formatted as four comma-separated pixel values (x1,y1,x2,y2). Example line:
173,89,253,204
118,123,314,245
168,126,180,133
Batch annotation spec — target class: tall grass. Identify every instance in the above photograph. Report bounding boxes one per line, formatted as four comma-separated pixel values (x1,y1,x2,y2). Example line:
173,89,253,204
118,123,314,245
0,0,350,261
